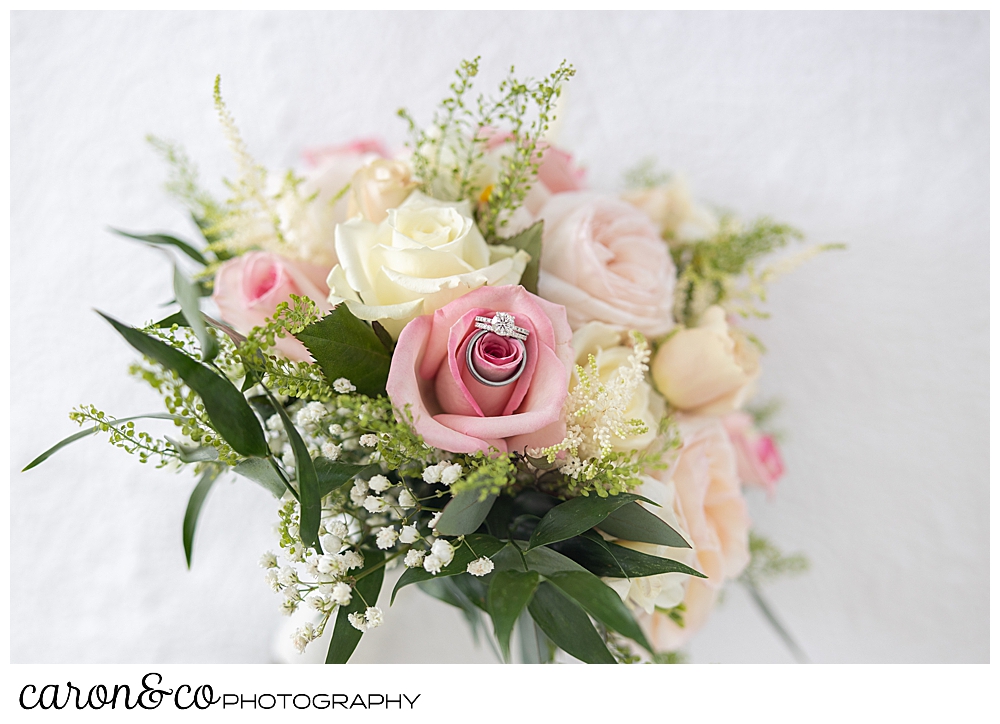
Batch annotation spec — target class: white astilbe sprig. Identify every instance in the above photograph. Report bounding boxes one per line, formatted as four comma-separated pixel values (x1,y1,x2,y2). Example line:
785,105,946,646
532,331,652,480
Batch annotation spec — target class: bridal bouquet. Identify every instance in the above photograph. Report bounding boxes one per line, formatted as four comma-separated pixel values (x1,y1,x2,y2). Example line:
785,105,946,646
27,59,828,664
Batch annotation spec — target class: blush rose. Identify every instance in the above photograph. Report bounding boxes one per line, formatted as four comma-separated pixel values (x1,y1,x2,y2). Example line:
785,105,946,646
385,284,574,454
537,192,677,338
212,251,332,362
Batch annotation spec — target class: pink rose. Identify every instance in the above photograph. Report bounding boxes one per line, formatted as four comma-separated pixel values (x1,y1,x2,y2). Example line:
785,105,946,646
723,411,785,497
213,251,332,362
537,192,677,338
386,285,574,454
645,415,751,651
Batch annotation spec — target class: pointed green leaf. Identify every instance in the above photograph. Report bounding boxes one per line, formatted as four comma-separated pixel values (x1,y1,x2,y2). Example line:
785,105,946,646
391,534,505,604
266,394,321,552
545,570,651,652
295,305,391,397
523,545,588,577
22,412,180,471
500,221,543,294
166,437,218,463
487,570,539,662
435,488,498,536
233,457,288,498
110,228,209,266
553,532,706,579
598,502,690,548
527,493,644,550
314,460,381,499
371,320,395,354
153,310,189,328
182,466,221,568
326,549,385,664
173,265,218,362
99,313,268,458
527,581,616,664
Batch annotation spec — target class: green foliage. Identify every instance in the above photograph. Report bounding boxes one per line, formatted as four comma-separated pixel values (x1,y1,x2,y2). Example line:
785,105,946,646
398,57,575,240
596,501,690,548
487,570,539,662
65,406,180,467
326,549,386,664
527,581,616,664
553,532,704,579
435,489,498,537
741,532,809,586
391,534,506,603
672,217,803,326
623,157,671,190
497,221,543,294
295,304,392,398
183,464,222,568
146,134,227,235
110,228,210,267
651,650,688,664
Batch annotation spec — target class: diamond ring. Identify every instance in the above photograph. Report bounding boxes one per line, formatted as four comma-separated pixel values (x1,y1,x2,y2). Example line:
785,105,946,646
474,312,529,341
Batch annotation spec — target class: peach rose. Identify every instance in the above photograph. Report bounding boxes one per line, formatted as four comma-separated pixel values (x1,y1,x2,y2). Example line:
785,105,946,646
644,415,751,651
723,411,785,497
276,139,389,267
385,284,573,454
345,158,418,223
213,251,332,362
651,306,760,415
537,192,677,338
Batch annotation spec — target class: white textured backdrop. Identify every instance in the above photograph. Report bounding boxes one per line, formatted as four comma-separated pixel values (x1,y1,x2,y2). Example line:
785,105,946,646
10,11,988,664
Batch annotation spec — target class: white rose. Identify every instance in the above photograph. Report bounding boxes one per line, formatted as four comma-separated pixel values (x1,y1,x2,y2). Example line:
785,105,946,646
327,192,529,338
651,306,760,415
570,322,665,453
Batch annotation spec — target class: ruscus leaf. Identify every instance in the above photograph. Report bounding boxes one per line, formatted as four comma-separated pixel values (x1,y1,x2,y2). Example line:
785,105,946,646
527,493,644,550
110,228,209,266
98,313,268,458
391,534,505,604
435,488,498,537
527,581,616,664
326,549,385,664
597,502,690,548
182,466,221,568
173,264,218,362
487,570,539,662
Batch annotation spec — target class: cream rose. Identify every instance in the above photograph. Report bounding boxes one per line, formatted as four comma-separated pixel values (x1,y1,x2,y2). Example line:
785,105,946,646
537,192,677,338
570,322,664,453
651,306,760,415
622,178,719,244
326,192,529,338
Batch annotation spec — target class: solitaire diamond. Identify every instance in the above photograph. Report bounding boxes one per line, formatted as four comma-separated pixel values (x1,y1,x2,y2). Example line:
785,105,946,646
491,312,516,337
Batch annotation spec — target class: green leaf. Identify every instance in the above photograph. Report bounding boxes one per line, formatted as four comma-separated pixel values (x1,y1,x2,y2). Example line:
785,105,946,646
597,502,690,548
435,488,498,537
500,221,543,294
99,313,268,458
152,310,189,328
110,228,209,266
232,457,288,498
295,305,391,398
173,265,218,362
22,412,180,471
371,320,395,354
527,493,644,550
545,570,651,652
553,532,706,579
182,466,220,569
391,534,505,604
527,581,616,664
490,542,528,573
522,545,588,577
326,549,385,664
266,393,321,552
166,437,219,463
314,460,381,499
487,570,539,662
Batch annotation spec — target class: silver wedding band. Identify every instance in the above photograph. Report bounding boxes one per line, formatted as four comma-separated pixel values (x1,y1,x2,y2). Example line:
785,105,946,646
465,329,527,388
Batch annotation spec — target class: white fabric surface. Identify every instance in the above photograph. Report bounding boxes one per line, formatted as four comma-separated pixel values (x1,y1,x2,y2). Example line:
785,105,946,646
10,11,988,663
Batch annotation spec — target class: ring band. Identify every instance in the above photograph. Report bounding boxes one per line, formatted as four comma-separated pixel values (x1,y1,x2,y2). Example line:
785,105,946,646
465,329,527,387
473,312,529,341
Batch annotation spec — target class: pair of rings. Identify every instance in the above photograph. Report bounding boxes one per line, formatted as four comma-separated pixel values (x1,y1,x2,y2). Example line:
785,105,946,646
466,312,530,388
